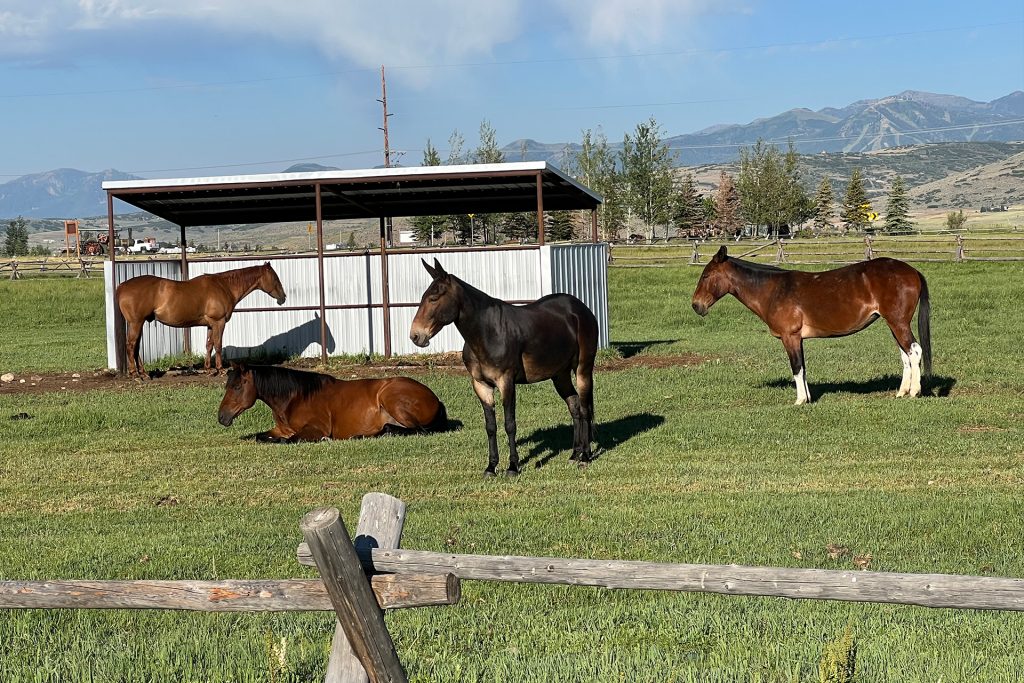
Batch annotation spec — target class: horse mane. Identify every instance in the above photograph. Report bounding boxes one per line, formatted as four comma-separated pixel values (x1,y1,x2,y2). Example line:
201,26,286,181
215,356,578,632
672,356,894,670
250,365,334,402
217,264,265,288
728,257,787,273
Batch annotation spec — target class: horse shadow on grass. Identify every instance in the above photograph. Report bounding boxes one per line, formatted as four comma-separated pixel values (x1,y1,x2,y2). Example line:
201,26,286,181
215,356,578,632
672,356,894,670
237,419,465,444
519,412,666,469
612,340,681,358
761,373,956,398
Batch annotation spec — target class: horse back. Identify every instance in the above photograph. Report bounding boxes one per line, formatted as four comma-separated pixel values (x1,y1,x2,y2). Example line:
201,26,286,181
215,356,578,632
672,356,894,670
509,294,599,380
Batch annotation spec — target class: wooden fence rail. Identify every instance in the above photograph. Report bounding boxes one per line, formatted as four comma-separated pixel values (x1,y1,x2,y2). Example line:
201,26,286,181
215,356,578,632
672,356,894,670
0,257,102,279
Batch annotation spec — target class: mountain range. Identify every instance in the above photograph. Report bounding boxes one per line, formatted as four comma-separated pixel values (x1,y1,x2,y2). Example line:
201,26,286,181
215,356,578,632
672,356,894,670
1,90,1021,220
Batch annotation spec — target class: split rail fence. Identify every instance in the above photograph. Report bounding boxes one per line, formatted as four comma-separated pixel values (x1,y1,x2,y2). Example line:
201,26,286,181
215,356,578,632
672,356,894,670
1,257,102,279
3,492,1024,682
610,232,1024,267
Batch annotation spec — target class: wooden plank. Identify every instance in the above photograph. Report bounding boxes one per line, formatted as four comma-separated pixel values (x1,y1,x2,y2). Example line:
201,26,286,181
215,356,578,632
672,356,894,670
301,507,408,683
295,545,1024,612
0,575,457,612
327,493,407,683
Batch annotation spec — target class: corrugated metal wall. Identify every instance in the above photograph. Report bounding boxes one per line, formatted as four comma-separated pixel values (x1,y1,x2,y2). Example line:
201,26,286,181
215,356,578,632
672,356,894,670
543,243,611,348
105,245,608,368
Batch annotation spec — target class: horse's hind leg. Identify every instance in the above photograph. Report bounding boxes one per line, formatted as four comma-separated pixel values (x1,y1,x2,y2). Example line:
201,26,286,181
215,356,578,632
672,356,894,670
574,359,595,461
125,320,146,379
495,374,520,476
885,318,921,398
552,369,586,462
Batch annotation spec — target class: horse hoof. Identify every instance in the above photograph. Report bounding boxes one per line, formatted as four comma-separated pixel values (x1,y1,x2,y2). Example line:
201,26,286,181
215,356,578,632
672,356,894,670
483,470,496,478
505,468,520,477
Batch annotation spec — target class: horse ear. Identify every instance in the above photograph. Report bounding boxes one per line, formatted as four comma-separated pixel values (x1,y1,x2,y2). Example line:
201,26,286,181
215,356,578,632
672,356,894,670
432,257,448,277
713,246,728,263
422,258,438,278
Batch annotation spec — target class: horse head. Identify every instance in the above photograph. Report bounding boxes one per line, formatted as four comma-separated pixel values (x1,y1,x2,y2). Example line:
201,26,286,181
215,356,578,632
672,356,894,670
260,263,287,305
691,246,731,316
410,258,460,348
218,362,258,426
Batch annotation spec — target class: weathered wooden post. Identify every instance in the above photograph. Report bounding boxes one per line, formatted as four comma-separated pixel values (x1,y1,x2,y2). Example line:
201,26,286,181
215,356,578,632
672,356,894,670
864,235,874,260
775,240,787,264
326,493,407,683
690,241,700,264
301,507,408,683
956,234,965,263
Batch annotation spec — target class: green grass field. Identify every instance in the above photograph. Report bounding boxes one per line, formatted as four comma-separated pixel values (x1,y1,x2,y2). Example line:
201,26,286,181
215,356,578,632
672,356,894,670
1,262,1023,681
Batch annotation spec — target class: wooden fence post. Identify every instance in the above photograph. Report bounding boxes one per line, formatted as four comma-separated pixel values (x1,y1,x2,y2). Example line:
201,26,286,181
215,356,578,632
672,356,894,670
956,234,965,263
326,493,407,683
690,241,700,264
775,240,786,264
864,235,874,260
9,261,20,280
301,507,408,683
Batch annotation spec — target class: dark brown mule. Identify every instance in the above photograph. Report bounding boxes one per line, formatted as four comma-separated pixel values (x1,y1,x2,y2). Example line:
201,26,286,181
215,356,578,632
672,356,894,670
691,246,932,404
410,258,599,476
116,263,286,378
217,363,448,442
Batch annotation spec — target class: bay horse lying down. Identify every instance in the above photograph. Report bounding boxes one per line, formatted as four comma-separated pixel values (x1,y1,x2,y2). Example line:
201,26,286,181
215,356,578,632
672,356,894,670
116,263,287,379
691,246,932,404
217,363,448,442
410,258,598,476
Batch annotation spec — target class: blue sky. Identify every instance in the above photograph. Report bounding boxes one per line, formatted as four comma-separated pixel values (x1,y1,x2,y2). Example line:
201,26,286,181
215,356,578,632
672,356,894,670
1,0,1022,179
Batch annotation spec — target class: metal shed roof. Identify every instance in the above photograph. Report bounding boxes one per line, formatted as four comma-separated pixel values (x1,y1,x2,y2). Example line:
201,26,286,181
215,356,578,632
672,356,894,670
102,161,602,227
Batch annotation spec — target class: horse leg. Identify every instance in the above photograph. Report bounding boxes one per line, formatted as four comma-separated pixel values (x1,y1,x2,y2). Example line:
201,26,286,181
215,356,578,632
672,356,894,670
125,321,145,379
575,358,596,462
496,375,519,476
886,319,921,398
203,328,214,374
783,334,810,405
551,370,585,461
209,320,227,376
472,378,500,477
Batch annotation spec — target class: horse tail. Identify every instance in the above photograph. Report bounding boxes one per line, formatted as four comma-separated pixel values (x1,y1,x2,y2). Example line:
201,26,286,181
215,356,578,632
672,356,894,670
427,400,449,433
918,272,932,377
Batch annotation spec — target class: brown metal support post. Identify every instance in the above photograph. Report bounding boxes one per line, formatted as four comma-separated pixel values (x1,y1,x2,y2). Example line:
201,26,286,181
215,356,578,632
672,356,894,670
535,173,545,246
379,217,392,358
179,224,191,355
316,184,328,364
591,208,598,243
108,193,126,374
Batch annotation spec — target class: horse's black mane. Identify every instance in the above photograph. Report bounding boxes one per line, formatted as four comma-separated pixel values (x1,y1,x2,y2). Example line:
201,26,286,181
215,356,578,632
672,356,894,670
249,365,334,401
729,257,787,273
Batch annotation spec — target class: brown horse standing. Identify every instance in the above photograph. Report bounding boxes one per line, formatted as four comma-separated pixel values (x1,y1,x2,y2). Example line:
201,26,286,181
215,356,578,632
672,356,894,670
116,263,286,378
217,364,448,442
410,258,598,476
691,246,931,404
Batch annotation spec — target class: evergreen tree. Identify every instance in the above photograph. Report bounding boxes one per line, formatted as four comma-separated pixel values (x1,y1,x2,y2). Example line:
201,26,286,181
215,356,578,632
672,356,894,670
812,176,835,234
671,172,703,237
4,216,29,257
883,175,912,233
345,231,357,250
503,212,537,242
411,140,447,245
715,172,743,237
546,211,577,241
620,117,675,240
840,168,872,232
446,129,465,165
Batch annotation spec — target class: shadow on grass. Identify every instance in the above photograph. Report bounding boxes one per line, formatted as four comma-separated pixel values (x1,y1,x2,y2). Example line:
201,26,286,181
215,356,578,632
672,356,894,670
611,340,681,358
237,419,464,443
761,374,956,398
519,412,666,469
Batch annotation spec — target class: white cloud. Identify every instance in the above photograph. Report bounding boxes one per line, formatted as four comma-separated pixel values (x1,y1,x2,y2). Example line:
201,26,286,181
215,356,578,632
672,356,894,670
0,1,734,68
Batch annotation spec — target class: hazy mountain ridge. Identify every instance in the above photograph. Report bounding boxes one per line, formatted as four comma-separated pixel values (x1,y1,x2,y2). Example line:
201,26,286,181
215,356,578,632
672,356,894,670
1,90,1021,220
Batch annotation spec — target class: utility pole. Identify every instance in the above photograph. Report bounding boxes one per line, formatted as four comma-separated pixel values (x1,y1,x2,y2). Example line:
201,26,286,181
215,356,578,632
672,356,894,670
378,65,394,247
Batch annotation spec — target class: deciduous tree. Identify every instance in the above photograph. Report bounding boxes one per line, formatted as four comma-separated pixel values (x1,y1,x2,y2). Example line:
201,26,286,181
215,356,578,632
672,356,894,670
620,117,675,240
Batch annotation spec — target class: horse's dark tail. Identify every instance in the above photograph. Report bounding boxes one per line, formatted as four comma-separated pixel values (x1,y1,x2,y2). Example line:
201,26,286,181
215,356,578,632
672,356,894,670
918,272,932,377
426,401,450,433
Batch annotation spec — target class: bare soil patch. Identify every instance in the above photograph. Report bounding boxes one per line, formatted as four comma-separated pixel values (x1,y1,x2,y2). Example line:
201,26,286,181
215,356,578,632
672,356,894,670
0,352,709,398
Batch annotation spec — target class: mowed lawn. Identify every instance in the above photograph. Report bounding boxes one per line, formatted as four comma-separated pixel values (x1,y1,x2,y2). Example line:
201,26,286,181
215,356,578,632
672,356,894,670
0,261,1022,682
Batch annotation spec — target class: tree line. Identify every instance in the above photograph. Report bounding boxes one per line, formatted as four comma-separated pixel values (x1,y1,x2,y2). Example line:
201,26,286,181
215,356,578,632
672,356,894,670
409,117,923,245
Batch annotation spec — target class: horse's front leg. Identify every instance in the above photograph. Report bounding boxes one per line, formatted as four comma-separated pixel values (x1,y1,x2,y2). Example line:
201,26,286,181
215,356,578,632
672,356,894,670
496,375,519,476
783,334,811,405
255,425,295,443
471,378,500,477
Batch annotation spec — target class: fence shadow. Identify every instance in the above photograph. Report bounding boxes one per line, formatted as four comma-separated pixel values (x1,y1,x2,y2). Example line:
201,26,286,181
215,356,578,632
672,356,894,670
519,412,666,469
761,374,956,398
612,340,680,358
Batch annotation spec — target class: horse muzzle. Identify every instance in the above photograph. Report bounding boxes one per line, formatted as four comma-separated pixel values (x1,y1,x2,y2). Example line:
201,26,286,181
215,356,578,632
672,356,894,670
275,294,287,305
692,300,708,317
409,331,431,348
218,410,236,427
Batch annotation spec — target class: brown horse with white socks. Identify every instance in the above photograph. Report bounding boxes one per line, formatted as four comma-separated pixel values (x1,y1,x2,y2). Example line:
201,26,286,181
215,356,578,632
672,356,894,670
410,258,598,476
117,263,286,378
691,246,931,404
